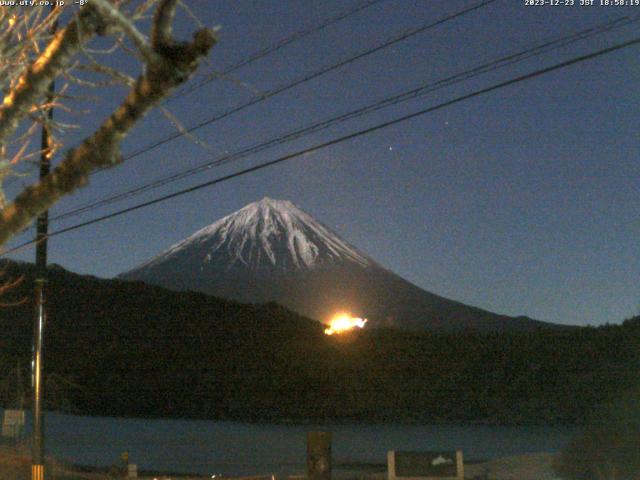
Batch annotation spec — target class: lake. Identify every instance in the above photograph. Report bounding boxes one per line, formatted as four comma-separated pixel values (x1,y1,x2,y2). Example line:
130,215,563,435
4,410,580,476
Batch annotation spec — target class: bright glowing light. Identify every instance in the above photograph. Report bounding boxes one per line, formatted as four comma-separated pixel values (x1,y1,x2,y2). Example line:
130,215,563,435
324,313,367,335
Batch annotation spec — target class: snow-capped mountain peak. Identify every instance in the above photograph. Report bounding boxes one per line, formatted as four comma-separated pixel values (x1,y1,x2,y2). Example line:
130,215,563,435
128,197,373,274
120,198,554,333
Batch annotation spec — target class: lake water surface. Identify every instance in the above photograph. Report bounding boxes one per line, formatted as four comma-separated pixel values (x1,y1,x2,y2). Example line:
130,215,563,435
5,410,580,476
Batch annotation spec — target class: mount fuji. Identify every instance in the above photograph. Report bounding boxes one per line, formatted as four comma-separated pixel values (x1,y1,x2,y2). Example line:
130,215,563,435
120,197,555,332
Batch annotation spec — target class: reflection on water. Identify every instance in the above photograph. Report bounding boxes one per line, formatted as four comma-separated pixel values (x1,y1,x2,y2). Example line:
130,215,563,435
4,409,579,476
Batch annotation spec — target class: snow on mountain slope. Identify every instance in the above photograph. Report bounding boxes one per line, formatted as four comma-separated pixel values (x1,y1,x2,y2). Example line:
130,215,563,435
120,198,558,332
126,197,374,276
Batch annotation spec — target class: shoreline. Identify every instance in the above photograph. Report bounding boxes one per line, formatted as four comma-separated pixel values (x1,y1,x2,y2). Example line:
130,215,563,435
1,406,586,429
1,447,561,480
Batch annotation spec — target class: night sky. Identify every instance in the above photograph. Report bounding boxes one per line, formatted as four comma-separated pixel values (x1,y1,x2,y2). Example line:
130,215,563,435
4,0,639,326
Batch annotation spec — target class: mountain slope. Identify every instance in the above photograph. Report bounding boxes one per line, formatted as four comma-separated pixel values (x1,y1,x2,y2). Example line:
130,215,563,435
126,197,373,274
0,259,634,425
120,197,558,332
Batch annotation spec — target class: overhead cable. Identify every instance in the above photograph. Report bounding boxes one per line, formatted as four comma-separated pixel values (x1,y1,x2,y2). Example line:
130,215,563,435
4,33,638,256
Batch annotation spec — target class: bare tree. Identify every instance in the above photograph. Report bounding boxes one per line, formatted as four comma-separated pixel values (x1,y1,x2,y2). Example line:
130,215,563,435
0,0,216,246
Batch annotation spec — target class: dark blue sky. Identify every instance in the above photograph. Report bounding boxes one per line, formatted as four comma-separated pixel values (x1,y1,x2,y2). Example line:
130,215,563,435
5,0,639,326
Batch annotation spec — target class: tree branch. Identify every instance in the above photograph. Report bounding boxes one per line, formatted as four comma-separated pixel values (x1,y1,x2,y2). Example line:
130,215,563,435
0,4,216,246
90,0,159,65
0,5,109,151
151,0,177,48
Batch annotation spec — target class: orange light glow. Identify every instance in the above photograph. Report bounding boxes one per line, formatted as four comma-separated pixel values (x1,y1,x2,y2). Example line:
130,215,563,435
324,313,367,335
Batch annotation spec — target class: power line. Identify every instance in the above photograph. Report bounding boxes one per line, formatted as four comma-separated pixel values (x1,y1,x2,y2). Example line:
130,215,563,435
37,1,389,189
4,34,639,257
0,2,384,194
168,0,387,104
50,14,638,223
110,0,500,164
59,0,499,211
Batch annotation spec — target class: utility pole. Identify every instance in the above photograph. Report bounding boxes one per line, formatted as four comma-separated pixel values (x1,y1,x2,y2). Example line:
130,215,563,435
16,360,24,409
32,7,56,480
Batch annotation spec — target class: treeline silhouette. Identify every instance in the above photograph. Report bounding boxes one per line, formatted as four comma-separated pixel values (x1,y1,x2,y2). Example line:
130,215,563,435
0,260,638,425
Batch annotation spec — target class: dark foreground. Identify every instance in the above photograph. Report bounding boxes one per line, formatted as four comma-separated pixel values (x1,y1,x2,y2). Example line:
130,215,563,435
0,446,560,480
0,260,639,426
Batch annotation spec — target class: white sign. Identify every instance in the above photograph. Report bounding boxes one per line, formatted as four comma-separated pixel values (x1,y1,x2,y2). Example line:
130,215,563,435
2,410,25,438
